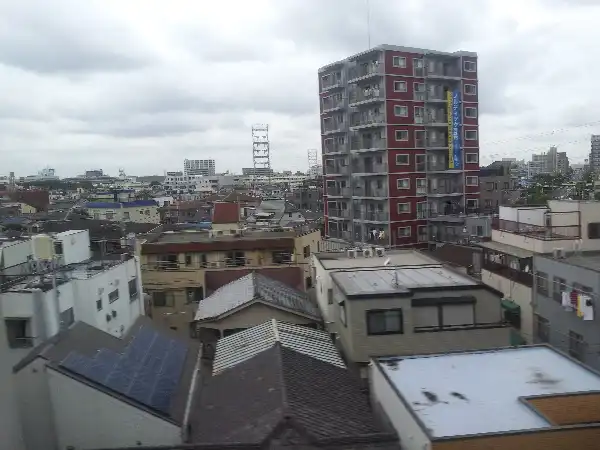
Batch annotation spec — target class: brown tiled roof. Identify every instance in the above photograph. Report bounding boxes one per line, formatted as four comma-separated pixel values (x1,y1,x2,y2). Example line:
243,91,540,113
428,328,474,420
212,202,240,224
190,345,397,447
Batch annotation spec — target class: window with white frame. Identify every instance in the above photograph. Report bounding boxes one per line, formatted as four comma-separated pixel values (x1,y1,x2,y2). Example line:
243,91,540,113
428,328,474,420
393,80,407,92
465,130,478,140
464,84,477,95
396,154,409,165
394,105,408,117
465,107,478,118
414,82,425,92
466,199,478,209
466,176,479,186
397,178,410,189
397,227,411,237
397,202,410,214
392,56,407,68
465,153,478,163
416,178,426,194
395,130,409,141
464,61,477,72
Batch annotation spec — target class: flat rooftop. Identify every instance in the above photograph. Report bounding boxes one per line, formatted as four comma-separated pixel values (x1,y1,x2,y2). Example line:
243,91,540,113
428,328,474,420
537,250,600,273
151,229,296,244
376,346,600,438
315,250,439,270
331,265,477,297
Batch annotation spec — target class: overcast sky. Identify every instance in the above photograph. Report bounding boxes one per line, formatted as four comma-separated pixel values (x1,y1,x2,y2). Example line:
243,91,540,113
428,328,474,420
1,0,598,177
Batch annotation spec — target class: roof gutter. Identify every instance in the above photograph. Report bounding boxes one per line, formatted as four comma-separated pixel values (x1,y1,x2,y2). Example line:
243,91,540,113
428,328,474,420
181,346,203,442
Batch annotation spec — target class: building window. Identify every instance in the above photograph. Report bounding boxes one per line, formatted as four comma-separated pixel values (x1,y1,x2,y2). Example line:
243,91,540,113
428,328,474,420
60,308,75,328
272,251,293,264
128,279,138,300
303,245,310,258
535,315,550,343
97,298,102,311
415,154,426,172
108,289,119,304
466,176,478,186
465,130,478,140
123,211,130,220
464,61,477,72
465,153,478,163
366,309,404,335
185,254,193,266
5,319,32,348
340,301,347,326
466,199,478,209
394,105,408,117
465,107,477,118
105,212,114,220
396,154,409,165
393,80,407,92
397,178,410,190
186,287,204,303
151,291,174,308
397,227,411,237
536,272,548,296
588,222,600,239
464,84,477,95
397,203,410,214
395,130,409,141
327,288,333,305
569,331,586,361
392,56,406,68
552,277,566,303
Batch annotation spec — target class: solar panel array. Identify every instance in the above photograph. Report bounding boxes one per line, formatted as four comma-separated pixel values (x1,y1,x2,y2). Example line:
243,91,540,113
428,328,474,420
59,326,188,415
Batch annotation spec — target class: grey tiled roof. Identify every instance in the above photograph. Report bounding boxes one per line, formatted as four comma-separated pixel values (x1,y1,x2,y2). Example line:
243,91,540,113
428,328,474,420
191,345,398,447
212,320,344,375
194,273,321,321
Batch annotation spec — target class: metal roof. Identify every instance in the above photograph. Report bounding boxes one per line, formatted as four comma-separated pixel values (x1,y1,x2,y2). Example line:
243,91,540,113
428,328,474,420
195,273,320,321
212,320,345,375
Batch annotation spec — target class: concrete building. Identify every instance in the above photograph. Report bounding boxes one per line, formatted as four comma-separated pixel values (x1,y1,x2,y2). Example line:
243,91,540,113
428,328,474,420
138,226,321,333
312,250,510,375
527,146,569,178
319,45,480,248
1,230,144,365
13,318,200,450
479,161,519,212
163,172,215,197
85,200,161,224
591,135,600,173
371,346,600,450
183,159,215,177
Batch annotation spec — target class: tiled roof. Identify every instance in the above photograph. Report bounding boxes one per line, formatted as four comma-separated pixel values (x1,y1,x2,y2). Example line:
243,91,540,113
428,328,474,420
195,273,320,322
191,345,396,446
212,202,240,224
212,320,342,375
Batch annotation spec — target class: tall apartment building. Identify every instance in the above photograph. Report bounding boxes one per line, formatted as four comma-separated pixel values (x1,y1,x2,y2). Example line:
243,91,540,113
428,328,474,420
319,45,480,248
184,159,216,176
590,135,600,173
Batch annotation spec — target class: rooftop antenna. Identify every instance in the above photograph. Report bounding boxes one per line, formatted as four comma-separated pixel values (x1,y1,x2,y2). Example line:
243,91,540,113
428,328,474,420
384,257,399,287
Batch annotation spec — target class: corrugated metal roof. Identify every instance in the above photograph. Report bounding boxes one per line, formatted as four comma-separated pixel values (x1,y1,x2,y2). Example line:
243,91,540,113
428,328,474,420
212,320,345,375
195,273,320,321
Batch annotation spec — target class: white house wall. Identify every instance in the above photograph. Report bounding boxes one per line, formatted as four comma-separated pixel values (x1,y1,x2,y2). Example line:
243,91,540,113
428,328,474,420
55,230,91,265
47,369,181,450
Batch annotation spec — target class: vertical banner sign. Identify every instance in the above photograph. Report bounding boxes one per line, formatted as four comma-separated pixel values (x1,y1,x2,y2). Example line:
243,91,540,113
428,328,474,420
451,89,462,169
447,91,454,168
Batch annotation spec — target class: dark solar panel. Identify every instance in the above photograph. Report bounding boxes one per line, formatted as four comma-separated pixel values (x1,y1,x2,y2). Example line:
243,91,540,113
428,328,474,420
58,326,189,416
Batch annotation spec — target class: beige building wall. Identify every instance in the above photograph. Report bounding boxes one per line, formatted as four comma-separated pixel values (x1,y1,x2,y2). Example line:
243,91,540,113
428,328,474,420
87,206,160,224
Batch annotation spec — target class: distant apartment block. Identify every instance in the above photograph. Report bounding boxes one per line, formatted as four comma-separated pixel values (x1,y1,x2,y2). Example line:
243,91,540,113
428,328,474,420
591,135,600,173
84,200,160,223
527,146,569,177
242,167,273,177
319,44,480,248
183,159,216,177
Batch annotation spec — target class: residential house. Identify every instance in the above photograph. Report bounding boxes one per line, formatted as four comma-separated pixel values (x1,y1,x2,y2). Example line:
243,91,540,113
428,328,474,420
13,318,201,450
194,273,321,351
313,249,509,375
139,226,321,334
211,201,241,231
188,320,399,450
1,230,144,365
85,200,161,224
371,346,600,450
161,200,211,224
533,251,600,370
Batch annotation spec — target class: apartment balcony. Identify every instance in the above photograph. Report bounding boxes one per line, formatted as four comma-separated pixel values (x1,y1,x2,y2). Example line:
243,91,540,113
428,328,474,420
326,186,351,197
424,113,448,128
425,67,462,80
322,96,344,113
349,86,384,107
425,90,449,103
428,184,463,196
355,211,389,222
427,161,462,172
492,218,580,241
425,137,449,150
350,136,387,152
350,113,385,130
322,120,345,135
482,260,533,288
352,161,388,175
348,61,384,83
324,164,349,176
354,187,389,199
328,208,351,219
327,228,352,241
321,73,344,92
323,141,348,155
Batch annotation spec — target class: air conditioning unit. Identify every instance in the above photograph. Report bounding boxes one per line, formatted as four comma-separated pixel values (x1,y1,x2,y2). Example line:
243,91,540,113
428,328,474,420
346,248,358,258
375,247,385,257
553,248,565,259
363,248,374,258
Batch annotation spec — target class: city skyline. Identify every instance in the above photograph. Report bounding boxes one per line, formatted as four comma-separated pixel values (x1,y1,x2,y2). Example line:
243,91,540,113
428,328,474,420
0,0,599,176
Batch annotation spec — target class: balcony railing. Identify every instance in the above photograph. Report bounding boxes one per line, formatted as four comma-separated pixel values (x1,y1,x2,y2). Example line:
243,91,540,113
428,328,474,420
425,137,449,148
426,67,461,79
356,211,389,222
427,161,454,171
323,142,348,154
324,164,349,175
143,256,298,271
348,62,383,81
323,121,345,133
428,185,463,195
322,76,343,91
355,188,388,198
492,219,581,240
327,186,351,197
425,91,448,102
328,209,350,219
328,229,352,240
425,114,448,126
483,261,534,288
350,137,387,151
352,162,388,174
349,87,384,105
323,97,344,111
350,114,385,128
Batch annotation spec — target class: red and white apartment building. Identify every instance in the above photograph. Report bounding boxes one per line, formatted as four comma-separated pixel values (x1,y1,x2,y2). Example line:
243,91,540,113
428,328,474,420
319,45,480,248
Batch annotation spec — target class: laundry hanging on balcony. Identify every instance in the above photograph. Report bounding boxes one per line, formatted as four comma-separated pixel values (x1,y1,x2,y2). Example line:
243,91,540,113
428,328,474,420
561,290,594,320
